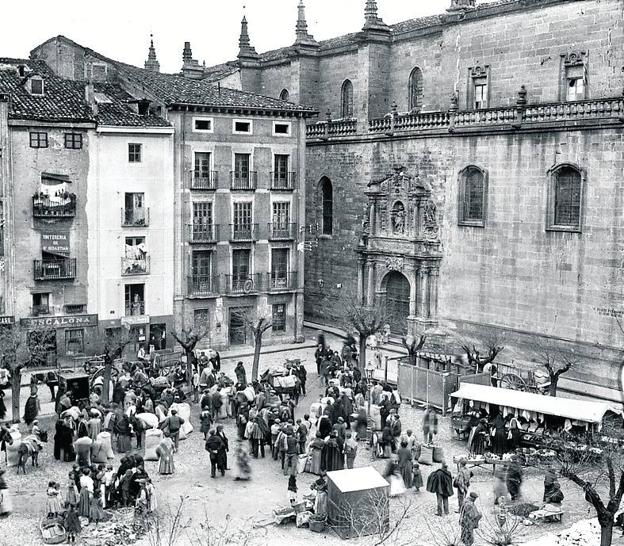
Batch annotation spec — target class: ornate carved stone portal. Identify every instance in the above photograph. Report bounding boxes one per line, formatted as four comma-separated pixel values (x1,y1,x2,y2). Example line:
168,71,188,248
357,166,442,335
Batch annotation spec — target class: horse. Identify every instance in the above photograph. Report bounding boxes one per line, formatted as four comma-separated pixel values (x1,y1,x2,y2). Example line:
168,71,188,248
16,435,45,473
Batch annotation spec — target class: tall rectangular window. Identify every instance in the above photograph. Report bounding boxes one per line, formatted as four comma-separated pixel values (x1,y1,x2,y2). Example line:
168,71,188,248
29,132,48,148
561,54,587,102
233,202,252,230
194,309,210,331
32,293,50,316
128,143,142,163
272,202,290,227
271,248,289,282
194,152,212,178
566,75,585,101
124,192,146,226
272,304,286,332
232,249,251,281
473,78,488,109
192,250,212,277
193,202,212,227
234,154,250,181
274,155,289,185
65,329,84,355
125,284,145,316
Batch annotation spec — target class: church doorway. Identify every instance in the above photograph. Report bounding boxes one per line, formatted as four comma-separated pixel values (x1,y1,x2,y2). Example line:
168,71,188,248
384,271,411,335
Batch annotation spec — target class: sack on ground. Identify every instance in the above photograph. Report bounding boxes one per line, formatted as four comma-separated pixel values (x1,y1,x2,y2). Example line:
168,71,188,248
297,454,309,474
91,440,108,464
144,429,164,461
418,444,433,465
137,412,159,429
244,386,255,402
432,445,444,463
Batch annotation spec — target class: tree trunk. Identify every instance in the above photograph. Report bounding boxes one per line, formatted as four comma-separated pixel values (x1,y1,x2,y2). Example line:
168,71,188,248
252,332,262,382
359,335,367,373
185,349,194,389
11,369,21,423
600,519,613,546
549,376,559,397
102,361,112,406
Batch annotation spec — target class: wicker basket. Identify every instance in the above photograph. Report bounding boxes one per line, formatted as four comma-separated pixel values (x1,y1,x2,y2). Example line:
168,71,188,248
309,517,327,533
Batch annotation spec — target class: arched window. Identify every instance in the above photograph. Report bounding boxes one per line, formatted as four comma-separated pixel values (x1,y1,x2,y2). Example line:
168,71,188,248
341,79,354,119
320,177,333,235
408,67,423,112
458,166,487,227
279,89,290,101
549,165,583,231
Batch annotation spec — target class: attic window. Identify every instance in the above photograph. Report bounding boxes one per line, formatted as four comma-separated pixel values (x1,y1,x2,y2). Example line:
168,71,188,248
273,122,291,136
233,119,252,134
30,77,44,96
93,92,112,104
193,118,213,132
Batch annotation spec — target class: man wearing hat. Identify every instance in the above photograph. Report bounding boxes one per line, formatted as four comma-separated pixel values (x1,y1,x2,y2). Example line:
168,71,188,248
160,408,185,452
426,462,454,516
459,491,482,546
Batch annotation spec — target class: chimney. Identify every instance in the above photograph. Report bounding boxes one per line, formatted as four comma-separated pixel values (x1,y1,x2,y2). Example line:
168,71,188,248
447,0,476,11
84,83,98,115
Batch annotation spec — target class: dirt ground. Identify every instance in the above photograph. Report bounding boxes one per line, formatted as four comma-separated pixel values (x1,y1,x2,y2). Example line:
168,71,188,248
0,337,620,546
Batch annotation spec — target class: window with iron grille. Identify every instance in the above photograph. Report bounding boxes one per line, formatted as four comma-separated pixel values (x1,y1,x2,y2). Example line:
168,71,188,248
194,152,211,178
271,248,289,282
234,154,250,181
193,202,213,227
272,202,290,227
128,143,142,163
29,132,48,148
272,304,286,331
64,304,85,314
550,166,582,230
192,250,212,277
232,249,251,280
233,202,252,230
458,167,487,227
64,133,83,149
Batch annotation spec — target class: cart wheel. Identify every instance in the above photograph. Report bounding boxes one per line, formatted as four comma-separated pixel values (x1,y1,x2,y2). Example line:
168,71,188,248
500,373,527,391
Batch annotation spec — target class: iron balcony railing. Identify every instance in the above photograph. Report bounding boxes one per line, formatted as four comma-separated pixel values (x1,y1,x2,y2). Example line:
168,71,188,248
188,275,218,297
32,193,76,218
188,224,216,243
267,271,298,291
121,208,150,227
269,222,297,240
230,172,258,190
270,172,296,190
229,223,259,241
121,256,150,276
125,301,145,316
33,259,76,281
31,305,50,316
225,273,265,294
191,171,218,190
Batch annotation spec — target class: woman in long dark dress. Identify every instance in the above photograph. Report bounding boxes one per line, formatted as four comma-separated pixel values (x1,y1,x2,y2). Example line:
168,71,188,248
469,419,488,456
115,414,132,453
23,390,40,426
53,419,64,460
0,390,6,421
492,414,507,456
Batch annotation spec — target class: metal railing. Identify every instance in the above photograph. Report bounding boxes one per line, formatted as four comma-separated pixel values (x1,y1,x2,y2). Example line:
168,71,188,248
33,259,76,280
188,275,218,296
125,301,145,316
229,223,258,241
230,172,258,190
225,273,264,294
121,208,150,227
268,222,297,240
191,172,218,190
270,172,296,190
31,305,50,316
267,271,298,291
121,256,150,276
188,224,216,243
32,193,76,218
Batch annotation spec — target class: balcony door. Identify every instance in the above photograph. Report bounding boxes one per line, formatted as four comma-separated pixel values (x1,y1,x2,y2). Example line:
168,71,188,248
192,250,212,292
271,248,289,287
193,202,212,238
232,249,251,290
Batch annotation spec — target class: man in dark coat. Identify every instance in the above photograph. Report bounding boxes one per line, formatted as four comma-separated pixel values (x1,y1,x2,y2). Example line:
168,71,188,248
460,492,482,546
506,456,523,501
205,430,224,478
234,362,247,387
322,432,344,472
426,463,454,516
216,425,229,471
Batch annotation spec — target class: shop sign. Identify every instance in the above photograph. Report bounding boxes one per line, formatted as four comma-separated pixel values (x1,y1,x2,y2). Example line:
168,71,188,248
0,316,15,325
41,231,70,257
122,315,150,326
20,314,98,329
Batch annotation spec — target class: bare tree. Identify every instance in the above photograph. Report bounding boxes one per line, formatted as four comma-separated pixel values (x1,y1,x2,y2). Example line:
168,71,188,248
143,496,191,546
461,333,505,373
546,424,624,546
231,308,272,382
190,512,261,546
101,326,135,405
0,325,55,423
477,508,523,546
171,319,210,387
424,517,462,546
401,334,427,366
341,291,390,373
535,343,576,397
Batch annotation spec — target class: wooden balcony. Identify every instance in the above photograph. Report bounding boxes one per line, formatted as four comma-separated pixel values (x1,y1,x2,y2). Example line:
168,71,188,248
33,259,76,281
32,193,76,218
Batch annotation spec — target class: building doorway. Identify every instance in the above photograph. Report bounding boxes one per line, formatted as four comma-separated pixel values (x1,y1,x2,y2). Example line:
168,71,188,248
384,271,410,335
150,323,167,351
229,307,251,345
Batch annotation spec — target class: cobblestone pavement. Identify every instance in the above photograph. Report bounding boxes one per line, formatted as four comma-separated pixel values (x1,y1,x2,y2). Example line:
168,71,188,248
0,334,614,546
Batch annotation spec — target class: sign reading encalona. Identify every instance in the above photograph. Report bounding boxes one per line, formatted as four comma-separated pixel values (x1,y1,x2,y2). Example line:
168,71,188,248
20,314,98,329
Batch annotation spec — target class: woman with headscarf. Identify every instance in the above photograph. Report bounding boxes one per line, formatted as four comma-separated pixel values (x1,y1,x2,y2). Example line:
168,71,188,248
155,437,175,475
321,432,344,472
307,432,325,475
492,413,507,456
114,414,132,453
469,419,488,456
23,387,40,426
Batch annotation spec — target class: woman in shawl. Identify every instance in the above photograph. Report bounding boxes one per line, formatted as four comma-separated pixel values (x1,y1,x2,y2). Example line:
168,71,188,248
23,388,40,426
307,432,325,475
0,390,6,421
318,414,332,439
469,419,488,456
321,432,343,472
155,437,175,475
78,470,93,518
115,414,132,453
492,414,507,456
311,477,328,518
397,441,413,488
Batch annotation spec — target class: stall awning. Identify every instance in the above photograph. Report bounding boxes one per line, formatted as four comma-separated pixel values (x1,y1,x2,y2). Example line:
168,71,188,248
451,383,618,424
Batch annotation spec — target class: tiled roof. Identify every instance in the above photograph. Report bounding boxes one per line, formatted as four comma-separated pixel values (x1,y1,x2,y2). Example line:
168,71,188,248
115,62,315,112
391,15,444,34
0,58,94,123
93,83,171,127
201,63,239,83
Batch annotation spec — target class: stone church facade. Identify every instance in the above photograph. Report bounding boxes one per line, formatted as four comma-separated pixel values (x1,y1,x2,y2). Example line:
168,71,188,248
198,0,624,387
